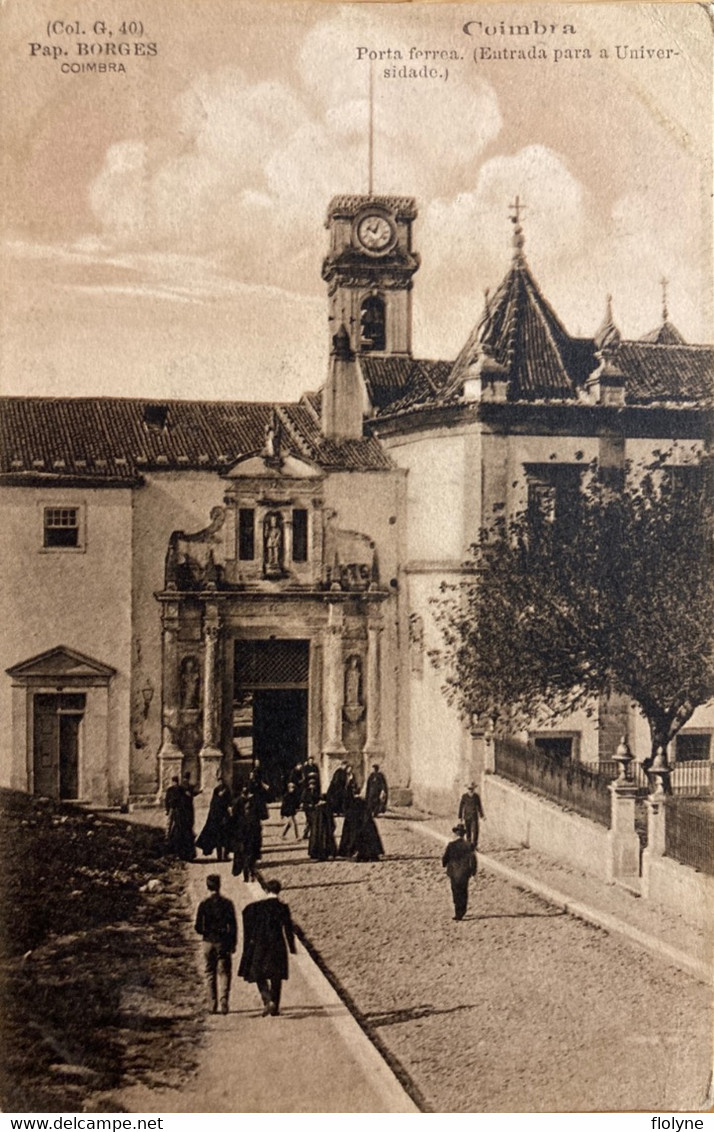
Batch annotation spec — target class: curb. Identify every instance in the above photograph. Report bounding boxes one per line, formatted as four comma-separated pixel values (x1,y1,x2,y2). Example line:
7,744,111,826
412,822,712,986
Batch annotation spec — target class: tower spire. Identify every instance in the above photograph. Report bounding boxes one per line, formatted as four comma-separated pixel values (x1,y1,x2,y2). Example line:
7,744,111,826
509,195,526,261
660,275,669,322
368,61,374,197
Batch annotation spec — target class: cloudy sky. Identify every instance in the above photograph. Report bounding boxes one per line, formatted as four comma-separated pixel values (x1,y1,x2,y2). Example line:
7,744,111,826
1,1,711,402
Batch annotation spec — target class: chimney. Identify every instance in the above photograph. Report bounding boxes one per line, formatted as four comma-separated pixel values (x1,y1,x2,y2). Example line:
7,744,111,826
322,325,368,441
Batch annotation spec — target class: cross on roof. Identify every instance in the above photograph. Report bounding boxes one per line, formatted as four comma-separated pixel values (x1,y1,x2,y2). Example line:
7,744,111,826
509,196,526,224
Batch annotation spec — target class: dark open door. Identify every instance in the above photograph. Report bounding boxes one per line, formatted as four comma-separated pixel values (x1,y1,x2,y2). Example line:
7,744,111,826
33,694,85,799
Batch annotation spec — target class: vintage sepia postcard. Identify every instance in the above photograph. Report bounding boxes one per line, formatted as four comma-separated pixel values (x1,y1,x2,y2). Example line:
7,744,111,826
1,0,712,1117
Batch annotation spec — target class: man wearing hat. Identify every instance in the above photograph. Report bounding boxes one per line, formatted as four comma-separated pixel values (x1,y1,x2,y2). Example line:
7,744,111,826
458,781,485,848
442,824,477,921
195,874,238,1014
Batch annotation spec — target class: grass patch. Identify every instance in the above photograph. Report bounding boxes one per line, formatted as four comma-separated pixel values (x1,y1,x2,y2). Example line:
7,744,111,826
0,790,203,1112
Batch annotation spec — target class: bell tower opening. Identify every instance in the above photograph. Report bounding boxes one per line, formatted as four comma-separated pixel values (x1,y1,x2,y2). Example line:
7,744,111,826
322,195,419,357
360,294,386,352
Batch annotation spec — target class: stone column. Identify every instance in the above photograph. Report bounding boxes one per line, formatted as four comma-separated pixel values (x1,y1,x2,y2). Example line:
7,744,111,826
157,600,184,793
199,605,224,787
363,604,385,778
322,601,347,775
606,781,641,883
641,794,666,899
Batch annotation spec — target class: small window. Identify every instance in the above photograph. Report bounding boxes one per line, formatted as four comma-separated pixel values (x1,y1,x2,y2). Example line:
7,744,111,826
292,509,308,563
44,507,79,548
533,736,574,764
238,509,255,561
675,733,711,763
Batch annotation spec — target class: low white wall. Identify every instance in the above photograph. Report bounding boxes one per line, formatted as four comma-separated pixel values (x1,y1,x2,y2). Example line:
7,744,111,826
482,773,611,881
642,852,714,932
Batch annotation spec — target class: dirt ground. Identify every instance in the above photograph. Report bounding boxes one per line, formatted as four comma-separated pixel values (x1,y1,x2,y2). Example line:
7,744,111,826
0,790,203,1113
257,812,713,1114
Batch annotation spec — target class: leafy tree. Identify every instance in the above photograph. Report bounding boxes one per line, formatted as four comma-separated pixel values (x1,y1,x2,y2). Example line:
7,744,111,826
431,457,714,760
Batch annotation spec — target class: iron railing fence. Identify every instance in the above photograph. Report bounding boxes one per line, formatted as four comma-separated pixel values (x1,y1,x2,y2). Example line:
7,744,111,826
664,799,714,875
581,760,711,798
494,738,611,827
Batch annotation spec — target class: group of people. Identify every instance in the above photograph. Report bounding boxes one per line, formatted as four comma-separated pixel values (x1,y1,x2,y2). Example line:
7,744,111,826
189,757,392,1018
164,766,267,881
195,872,296,1018
283,759,389,863
165,758,391,874
442,781,486,921
187,764,487,1017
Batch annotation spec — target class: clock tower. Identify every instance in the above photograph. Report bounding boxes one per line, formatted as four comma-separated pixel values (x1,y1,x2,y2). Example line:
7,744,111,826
322,195,420,356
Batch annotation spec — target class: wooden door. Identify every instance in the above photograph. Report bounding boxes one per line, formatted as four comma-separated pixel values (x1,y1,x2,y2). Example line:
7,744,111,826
33,694,85,799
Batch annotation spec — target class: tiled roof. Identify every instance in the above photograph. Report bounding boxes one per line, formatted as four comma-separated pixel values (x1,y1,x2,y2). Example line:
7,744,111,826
617,342,713,404
0,397,394,480
368,259,712,417
442,259,586,402
639,320,687,346
326,195,417,221
360,357,452,412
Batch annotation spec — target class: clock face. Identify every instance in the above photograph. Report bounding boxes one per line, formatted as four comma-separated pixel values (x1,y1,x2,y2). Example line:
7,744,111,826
355,213,395,254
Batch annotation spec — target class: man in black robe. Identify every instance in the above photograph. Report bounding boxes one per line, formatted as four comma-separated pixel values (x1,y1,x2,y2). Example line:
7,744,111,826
442,824,477,921
195,874,237,1014
308,797,337,860
196,775,233,861
239,879,296,1016
166,772,199,861
326,760,351,815
365,763,388,817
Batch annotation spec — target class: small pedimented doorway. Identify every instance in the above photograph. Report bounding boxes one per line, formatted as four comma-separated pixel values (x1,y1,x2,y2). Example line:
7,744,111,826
6,646,116,803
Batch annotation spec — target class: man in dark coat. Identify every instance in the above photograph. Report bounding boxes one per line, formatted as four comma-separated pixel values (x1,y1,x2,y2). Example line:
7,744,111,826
301,756,321,839
442,824,477,921
458,782,486,848
231,790,263,882
365,763,388,817
239,879,296,1016
194,874,237,1014
196,775,233,861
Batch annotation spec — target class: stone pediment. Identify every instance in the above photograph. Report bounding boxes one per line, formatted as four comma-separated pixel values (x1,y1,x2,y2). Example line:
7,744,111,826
7,646,116,683
224,452,322,479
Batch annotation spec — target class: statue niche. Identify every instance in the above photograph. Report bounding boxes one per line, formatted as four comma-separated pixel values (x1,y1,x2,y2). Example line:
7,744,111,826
263,511,285,578
165,506,226,591
180,655,201,711
343,654,364,724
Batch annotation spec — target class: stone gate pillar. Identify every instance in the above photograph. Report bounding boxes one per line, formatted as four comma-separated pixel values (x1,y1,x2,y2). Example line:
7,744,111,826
199,604,224,786
322,600,347,774
607,781,641,883
363,603,385,777
157,599,183,792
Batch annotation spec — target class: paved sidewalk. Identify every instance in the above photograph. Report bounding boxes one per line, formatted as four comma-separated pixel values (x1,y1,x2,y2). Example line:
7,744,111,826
404,810,712,985
116,826,418,1114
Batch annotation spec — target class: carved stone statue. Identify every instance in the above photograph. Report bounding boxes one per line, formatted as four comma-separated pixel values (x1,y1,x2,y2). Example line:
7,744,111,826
343,654,364,723
180,655,201,710
263,511,284,577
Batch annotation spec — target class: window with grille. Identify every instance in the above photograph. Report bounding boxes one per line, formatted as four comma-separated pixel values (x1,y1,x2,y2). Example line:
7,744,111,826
43,507,80,548
238,508,255,560
292,509,308,562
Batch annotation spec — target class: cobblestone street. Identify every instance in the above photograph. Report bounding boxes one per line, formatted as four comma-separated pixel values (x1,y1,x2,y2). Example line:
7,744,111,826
257,810,712,1114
